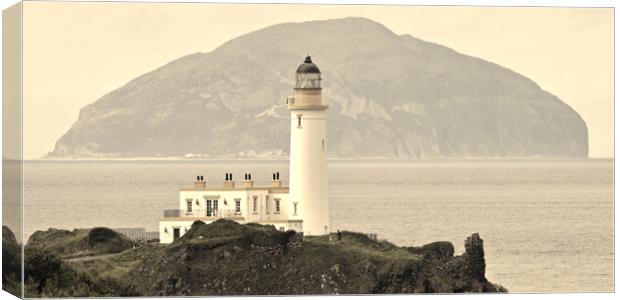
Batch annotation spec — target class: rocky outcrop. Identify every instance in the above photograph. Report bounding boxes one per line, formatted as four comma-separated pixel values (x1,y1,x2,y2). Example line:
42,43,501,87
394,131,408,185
2,226,21,297
124,220,506,295
6,222,506,296
27,227,133,257
464,233,486,280
49,17,587,159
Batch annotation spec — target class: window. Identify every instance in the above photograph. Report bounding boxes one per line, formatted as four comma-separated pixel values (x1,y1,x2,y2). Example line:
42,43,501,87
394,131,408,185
297,114,302,128
213,200,219,217
265,197,270,214
235,199,241,214
206,200,213,217
253,196,258,213
275,199,281,214
293,202,298,216
186,199,193,214
279,226,285,231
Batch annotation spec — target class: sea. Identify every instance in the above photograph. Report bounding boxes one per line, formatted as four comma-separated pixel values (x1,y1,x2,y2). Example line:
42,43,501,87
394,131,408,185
17,159,614,293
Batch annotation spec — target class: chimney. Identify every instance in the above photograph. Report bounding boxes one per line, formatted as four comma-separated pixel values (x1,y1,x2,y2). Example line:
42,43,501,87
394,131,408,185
224,173,235,188
194,175,206,188
271,172,282,187
243,173,254,188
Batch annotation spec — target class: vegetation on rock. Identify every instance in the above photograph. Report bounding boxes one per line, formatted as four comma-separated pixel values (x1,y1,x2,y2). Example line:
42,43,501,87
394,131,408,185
23,246,139,297
125,220,506,295
27,227,133,258
3,221,507,297
2,226,21,297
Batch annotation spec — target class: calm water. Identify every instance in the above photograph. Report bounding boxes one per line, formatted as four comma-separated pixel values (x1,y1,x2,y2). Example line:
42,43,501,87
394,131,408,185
21,159,613,292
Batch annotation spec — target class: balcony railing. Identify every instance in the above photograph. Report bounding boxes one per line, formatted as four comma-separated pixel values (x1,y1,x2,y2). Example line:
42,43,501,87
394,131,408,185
162,208,241,219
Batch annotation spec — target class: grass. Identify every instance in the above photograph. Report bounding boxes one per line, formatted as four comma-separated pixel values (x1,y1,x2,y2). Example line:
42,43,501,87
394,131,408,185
305,231,421,262
67,243,165,279
56,222,421,286
28,227,134,258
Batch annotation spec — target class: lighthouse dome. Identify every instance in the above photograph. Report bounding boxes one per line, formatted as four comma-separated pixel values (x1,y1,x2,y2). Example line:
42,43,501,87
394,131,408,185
296,56,321,74
295,56,321,89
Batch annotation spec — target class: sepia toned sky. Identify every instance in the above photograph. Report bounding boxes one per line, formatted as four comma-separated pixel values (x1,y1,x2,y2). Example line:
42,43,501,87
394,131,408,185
22,1,613,158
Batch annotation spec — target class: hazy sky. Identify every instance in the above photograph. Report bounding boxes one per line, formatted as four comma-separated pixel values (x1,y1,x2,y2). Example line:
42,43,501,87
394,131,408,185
22,1,613,158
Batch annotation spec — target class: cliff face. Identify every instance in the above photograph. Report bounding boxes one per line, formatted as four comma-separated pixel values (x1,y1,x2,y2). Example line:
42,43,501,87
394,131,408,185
125,220,506,295
49,17,588,159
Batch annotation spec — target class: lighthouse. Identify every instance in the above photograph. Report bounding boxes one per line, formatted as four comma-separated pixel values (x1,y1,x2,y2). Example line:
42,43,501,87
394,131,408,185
158,56,330,244
288,56,329,235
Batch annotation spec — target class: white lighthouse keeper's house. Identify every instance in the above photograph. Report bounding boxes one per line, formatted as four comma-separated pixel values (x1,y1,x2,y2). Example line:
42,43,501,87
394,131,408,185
158,56,329,244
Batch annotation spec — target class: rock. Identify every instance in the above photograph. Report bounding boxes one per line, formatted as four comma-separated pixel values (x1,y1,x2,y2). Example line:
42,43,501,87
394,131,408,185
49,17,587,159
407,241,455,261
26,227,133,257
123,220,507,295
2,226,21,297
464,233,486,280
14,222,507,296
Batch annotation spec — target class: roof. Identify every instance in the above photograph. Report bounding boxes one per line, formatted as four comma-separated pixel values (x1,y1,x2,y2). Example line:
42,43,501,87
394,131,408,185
296,56,321,74
180,186,290,193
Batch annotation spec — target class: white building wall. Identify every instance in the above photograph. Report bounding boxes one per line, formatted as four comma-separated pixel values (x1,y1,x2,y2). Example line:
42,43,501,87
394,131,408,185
161,188,295,244
159,220,198,244
243,191,291,224
179,190,252,217
245,191,265,223
289,108,329,235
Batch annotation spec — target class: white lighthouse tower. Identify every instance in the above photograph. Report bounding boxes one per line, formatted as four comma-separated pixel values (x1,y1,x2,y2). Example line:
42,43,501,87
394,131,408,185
288,56,329,236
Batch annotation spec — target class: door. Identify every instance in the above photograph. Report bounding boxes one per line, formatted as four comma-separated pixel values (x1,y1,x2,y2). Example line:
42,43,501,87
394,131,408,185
173,228,181,241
